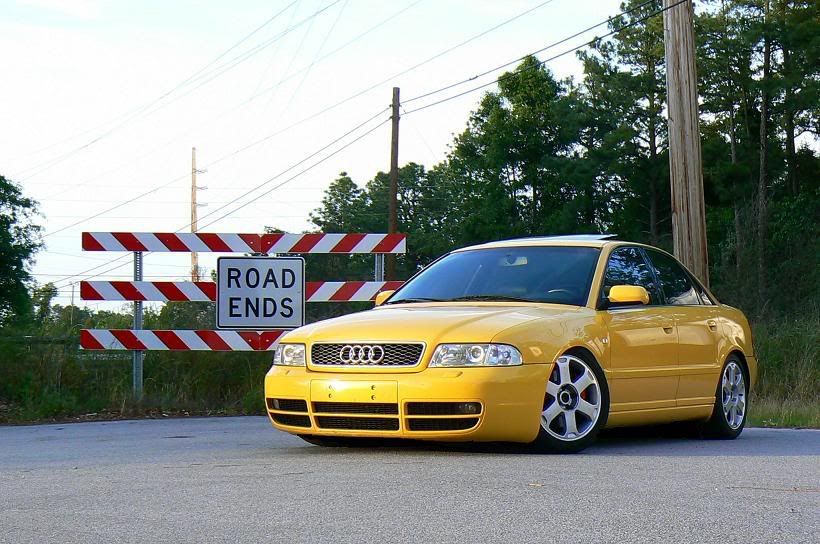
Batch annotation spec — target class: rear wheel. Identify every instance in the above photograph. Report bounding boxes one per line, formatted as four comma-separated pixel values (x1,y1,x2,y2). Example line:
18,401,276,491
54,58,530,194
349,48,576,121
532,353,609,454
701,355,748,439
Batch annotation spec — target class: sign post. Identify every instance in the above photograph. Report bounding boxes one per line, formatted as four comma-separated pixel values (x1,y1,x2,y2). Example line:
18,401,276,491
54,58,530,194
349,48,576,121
216,256,305,331
133,251,144,398
79,232,406,355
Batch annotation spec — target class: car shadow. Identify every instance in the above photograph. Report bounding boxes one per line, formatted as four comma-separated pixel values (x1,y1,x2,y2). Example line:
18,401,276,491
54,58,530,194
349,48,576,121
290,425,819,458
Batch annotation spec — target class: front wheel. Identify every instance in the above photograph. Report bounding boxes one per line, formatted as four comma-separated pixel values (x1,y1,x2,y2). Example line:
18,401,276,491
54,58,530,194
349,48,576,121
701,355,748,439
531,353,609,454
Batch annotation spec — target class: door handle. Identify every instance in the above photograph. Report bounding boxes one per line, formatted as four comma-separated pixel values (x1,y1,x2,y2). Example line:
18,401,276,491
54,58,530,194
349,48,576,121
663,326,674,334
707,320,718,331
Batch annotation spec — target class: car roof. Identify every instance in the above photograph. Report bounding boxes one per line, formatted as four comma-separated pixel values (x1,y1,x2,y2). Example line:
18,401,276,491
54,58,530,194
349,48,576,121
454,234,622,251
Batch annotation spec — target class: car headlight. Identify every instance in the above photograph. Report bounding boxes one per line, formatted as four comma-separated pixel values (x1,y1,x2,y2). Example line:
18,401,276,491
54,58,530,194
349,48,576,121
273,343,306,366
429,344,522,367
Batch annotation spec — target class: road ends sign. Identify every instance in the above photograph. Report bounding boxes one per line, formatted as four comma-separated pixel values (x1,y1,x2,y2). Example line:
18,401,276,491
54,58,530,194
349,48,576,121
216,256,305,330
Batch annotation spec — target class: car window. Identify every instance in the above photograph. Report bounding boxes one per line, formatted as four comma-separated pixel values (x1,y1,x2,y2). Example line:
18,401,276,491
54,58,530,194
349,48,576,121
601,247,663,305
387,246,600,307
645,250,702,306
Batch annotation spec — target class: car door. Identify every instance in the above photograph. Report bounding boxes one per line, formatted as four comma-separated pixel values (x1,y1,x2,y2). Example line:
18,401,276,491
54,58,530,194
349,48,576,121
599,246,679,412
643,249,720,407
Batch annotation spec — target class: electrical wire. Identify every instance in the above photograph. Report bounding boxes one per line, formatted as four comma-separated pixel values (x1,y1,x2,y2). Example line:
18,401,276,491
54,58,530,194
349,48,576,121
14,0,341,183
197,119,389,231
8,0,301,168
48,109,389,288
192,113,390,230
403,0,680,115
40,0,614,287
33,0,545,214
234,0,562,137
23,0,419,202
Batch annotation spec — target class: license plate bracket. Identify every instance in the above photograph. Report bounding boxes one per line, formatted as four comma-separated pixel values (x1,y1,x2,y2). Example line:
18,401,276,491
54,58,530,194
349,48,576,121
310,380,398,403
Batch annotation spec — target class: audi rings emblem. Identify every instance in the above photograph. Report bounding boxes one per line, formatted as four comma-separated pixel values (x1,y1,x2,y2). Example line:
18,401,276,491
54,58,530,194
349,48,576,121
339,344,385,364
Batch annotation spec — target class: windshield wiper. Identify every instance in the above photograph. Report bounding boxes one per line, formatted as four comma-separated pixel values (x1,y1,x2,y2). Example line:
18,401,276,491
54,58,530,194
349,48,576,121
446,295,536,303
384,297,446,304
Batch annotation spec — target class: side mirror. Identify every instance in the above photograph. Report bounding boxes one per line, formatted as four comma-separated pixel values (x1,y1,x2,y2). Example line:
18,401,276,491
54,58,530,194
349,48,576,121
374,290,395,306
608,285,650,306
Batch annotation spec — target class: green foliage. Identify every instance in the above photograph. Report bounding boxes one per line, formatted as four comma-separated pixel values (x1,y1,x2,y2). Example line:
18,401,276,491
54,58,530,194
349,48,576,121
1,1,817,425
0,175,42,325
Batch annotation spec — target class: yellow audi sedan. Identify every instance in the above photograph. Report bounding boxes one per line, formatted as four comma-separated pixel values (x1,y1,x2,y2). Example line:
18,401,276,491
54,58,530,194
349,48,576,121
264,235,756,453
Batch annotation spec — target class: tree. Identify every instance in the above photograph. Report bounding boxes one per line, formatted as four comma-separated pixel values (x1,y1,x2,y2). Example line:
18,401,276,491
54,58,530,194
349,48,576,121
584,0,670,245
31,283,57,323
0,175,42,325
439,56,584,242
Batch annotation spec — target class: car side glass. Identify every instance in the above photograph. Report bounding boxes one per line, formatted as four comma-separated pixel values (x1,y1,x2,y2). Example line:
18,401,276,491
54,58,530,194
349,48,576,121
645,250,702,306
602,247,662,306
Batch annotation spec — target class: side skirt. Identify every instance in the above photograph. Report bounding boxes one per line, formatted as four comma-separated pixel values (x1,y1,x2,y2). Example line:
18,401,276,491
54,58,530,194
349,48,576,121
605,404,713,428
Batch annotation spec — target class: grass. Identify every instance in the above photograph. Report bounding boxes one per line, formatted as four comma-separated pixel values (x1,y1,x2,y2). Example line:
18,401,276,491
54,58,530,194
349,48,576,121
748,397,820,428
747,312,819,428
1,314,817,427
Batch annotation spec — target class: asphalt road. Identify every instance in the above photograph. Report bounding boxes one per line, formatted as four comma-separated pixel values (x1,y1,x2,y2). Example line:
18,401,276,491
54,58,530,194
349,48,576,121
0,417,817,544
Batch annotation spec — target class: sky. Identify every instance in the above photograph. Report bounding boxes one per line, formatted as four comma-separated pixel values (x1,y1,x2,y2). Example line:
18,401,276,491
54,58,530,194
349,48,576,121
0,0,624,308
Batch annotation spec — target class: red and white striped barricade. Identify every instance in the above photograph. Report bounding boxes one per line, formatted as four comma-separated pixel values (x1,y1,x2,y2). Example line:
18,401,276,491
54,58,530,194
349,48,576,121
81,232,406,254
78,231,406,396
80,280,404,303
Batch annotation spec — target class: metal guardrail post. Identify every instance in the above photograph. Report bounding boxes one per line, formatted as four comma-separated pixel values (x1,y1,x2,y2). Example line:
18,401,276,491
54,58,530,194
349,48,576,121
374,254,385,282
133,251,144,399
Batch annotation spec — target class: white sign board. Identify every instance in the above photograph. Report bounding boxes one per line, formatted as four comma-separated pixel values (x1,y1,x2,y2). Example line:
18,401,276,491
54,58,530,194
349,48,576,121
216,256,305,330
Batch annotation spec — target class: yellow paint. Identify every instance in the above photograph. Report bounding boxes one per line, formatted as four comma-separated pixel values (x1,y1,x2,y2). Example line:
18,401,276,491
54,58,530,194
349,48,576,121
374,290,395,306
608,285,650,304
265,239,757,443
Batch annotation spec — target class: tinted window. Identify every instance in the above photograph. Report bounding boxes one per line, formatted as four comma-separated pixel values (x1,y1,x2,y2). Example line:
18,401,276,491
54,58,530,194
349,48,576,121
646,250,702,305
388,246,600,307
601,247,662,305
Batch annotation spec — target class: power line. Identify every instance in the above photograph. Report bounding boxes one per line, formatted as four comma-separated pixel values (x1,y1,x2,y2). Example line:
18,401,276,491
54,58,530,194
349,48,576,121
48,109,389,288
194,112,390,230
40,0,566,286
403,0,656,105
15,0,341,183
198,119,388,230
9,1,301,168
204,0,559,172
40,103,386,240
35,0,543,222
403,0,677,115
129,0,345,129
24,0,420,202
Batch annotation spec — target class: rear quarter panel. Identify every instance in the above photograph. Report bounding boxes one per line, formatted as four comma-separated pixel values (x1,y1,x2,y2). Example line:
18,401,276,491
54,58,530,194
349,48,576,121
718,305,758,388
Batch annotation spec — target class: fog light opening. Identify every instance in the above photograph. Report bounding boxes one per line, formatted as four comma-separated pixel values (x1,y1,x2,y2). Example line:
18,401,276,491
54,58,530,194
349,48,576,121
459,402,481,415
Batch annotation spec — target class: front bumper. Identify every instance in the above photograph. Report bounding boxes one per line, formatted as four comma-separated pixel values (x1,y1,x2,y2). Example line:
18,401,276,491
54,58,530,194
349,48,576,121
264,364,550,443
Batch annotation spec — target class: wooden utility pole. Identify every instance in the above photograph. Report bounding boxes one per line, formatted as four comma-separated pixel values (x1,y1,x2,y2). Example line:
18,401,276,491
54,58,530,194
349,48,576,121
757,0,771,307
663,0,709,286
387,87,400,280
191,147,200,282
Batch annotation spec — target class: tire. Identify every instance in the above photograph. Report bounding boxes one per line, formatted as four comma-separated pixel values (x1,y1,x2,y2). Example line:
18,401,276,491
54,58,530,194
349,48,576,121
297,435,367,448
700,354,748,439
531,352,610,454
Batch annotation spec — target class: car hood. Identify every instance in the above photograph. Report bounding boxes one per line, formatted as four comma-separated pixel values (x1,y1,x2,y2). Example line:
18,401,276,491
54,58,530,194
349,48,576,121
283,302,586,345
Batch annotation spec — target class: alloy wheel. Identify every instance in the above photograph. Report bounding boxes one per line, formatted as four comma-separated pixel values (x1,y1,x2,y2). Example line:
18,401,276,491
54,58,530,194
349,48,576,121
541,355,602,441
722,361,746,429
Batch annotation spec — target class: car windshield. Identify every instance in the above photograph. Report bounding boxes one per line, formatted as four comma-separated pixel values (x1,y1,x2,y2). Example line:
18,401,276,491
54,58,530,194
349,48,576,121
387,246,600,307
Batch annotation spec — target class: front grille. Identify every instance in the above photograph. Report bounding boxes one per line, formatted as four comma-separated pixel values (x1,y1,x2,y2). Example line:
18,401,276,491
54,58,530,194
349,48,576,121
266,398,308,412
311,343,424,366
312,402,399,415
407,418,480,431
315,416,399,431
271,413,311,427
406,402,482,416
